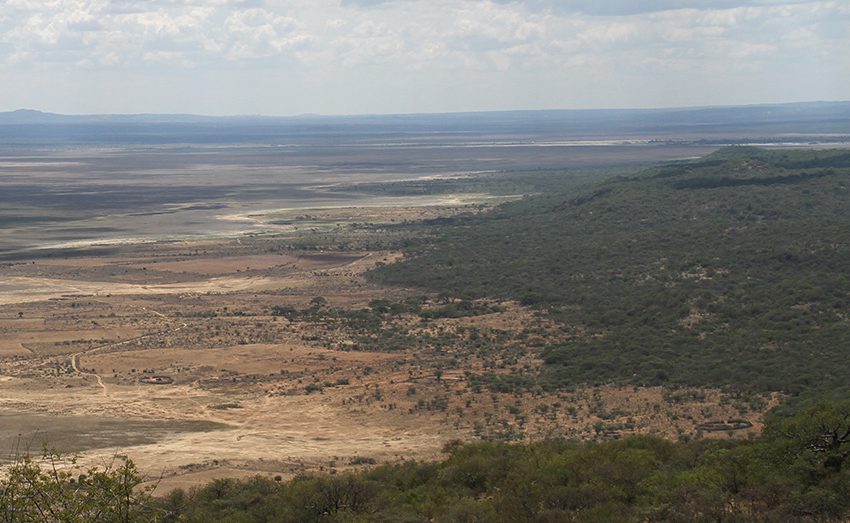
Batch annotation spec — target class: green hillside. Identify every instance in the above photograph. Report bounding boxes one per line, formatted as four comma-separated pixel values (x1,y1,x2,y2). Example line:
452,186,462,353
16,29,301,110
371,148,850,394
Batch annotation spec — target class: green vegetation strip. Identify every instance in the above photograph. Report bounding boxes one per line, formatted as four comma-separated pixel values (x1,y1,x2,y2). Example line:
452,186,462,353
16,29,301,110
4,401,849,522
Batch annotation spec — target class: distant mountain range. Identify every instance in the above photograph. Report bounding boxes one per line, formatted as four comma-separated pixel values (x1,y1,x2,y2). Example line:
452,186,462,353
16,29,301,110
1,101,849,145
2,100,850,126
0,108,268,124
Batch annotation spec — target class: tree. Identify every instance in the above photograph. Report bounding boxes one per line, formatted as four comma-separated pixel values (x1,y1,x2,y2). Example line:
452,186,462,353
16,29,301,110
0,450,157,522
309,296,327,309
767,400,850,471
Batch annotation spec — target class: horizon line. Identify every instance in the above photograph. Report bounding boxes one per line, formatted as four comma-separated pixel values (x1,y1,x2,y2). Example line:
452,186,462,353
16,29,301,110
3,99,849,121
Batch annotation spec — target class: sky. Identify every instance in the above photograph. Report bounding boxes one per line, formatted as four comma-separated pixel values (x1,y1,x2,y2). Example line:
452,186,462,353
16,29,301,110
0,0,848,115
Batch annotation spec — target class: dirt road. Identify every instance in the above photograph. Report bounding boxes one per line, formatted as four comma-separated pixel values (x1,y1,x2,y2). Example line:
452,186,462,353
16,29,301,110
70,305,187,395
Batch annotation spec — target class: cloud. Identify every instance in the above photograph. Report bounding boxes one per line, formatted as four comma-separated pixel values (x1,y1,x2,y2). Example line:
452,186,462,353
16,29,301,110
492,0,820,16
0,0,842,70
223,8,310,61
0,0,846,113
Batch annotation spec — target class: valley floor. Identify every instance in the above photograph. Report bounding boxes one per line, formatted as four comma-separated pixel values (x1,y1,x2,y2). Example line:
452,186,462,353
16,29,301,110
0,203,774,493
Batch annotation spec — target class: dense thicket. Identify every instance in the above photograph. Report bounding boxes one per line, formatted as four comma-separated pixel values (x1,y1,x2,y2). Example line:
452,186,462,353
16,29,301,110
3,404,849,522
156,401,850,522
370,148,850,395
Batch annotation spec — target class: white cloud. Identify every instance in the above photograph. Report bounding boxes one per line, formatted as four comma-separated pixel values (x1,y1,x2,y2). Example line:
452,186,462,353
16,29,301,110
0,0,846,113
223,8,310,61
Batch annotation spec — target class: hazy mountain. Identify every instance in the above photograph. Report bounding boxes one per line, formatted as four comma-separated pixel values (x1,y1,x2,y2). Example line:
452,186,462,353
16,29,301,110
1,101,849,140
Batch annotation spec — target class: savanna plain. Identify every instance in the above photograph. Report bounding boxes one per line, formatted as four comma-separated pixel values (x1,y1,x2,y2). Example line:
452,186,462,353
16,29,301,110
1,108,849,519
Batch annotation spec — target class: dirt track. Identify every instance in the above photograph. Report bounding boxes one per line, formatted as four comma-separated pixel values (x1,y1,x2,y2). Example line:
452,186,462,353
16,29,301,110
69,304,188,396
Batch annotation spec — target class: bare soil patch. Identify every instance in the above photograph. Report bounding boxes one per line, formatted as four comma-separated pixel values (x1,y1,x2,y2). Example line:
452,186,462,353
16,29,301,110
0,413,225,465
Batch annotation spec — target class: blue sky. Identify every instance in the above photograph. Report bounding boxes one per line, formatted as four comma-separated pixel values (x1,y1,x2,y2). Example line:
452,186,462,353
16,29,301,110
1,0,848,115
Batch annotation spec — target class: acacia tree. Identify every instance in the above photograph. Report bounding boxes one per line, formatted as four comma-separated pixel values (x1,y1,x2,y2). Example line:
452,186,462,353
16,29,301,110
0,450,158,522
767,400,850,471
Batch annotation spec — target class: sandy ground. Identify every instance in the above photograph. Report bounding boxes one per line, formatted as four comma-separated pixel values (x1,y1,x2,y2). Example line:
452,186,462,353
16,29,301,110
0,244,462,491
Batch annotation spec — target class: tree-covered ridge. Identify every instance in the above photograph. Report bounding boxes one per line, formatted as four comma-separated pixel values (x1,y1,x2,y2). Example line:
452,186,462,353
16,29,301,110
370,148,850,394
